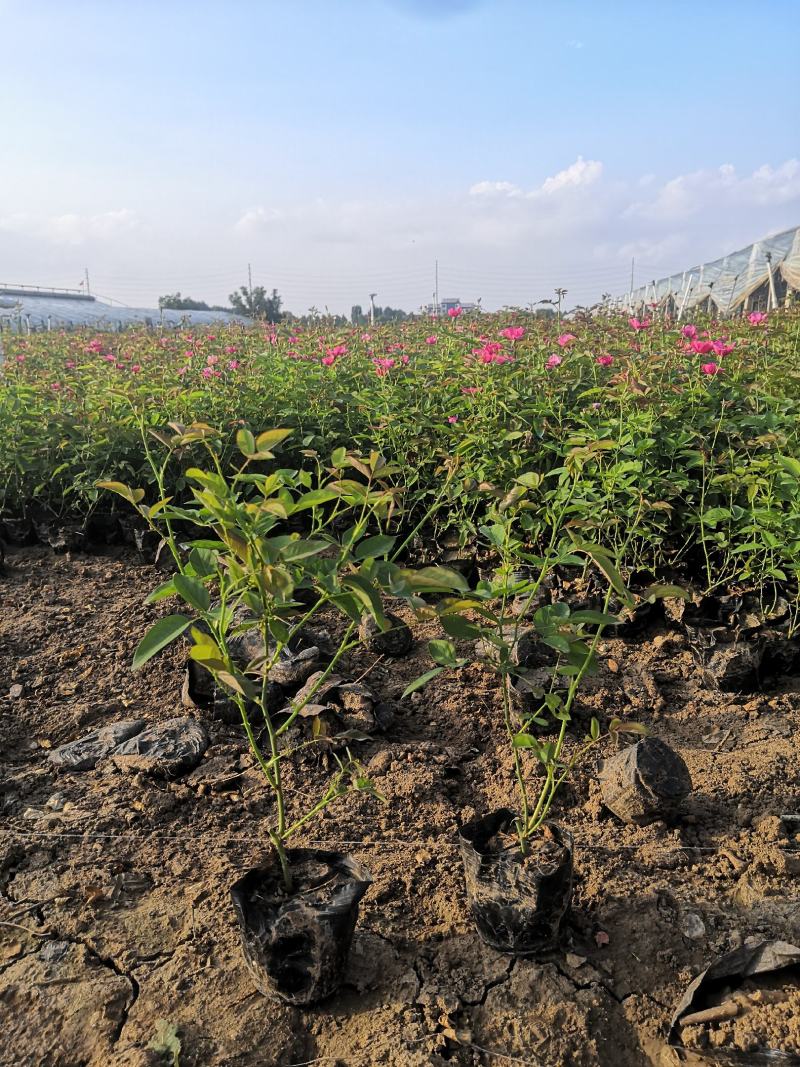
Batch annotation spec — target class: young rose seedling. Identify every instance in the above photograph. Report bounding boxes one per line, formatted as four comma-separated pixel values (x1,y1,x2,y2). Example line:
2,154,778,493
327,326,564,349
101,420,466,889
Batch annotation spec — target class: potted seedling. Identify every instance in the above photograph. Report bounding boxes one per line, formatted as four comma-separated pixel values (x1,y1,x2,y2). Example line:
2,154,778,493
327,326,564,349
101,421,466,1003
405,479,648,955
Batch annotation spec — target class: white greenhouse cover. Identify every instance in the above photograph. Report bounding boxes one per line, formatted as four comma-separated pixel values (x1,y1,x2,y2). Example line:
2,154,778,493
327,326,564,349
0,290,247,332
625,225,800,314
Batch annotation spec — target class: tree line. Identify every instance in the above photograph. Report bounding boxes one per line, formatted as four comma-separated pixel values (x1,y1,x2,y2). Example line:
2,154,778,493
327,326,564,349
158,286,410,324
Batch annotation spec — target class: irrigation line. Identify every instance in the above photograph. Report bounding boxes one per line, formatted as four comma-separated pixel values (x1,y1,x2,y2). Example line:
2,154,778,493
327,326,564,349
3,825,722,855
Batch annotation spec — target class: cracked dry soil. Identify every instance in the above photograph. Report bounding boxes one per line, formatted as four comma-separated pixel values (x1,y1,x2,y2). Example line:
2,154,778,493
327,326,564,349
1,547,799,1066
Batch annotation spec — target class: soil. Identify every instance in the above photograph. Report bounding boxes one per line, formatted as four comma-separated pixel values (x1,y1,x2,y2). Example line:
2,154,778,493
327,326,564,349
679,971,800,1057
1,545,800,1067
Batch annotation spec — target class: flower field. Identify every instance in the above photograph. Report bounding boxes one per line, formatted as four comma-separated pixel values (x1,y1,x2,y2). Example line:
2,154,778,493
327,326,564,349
2,308,800,1066
3,308,800,594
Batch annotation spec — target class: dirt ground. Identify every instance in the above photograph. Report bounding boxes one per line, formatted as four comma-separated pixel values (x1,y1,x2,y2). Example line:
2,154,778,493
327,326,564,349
1,546,799,1067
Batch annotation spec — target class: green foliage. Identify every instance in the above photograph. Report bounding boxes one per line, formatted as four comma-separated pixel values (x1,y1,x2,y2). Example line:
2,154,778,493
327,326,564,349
228,284,283,321
99,422,460,888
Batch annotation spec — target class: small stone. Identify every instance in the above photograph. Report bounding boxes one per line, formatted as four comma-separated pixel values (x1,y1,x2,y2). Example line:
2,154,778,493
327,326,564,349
367,750,392,776
9,684,23,699
565,953,587,969
607,659,620,673
45,793,67,811
681,912,706,940
22,808,41,821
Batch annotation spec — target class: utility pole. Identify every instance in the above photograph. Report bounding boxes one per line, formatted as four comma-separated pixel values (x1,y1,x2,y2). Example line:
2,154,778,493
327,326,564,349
434,259,439,315
369,292,377,326
248,263,253,294
84,267,91,296
628,257,634,312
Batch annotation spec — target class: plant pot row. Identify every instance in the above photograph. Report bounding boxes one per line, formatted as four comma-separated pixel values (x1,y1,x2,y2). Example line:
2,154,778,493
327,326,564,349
233,733,693,1006
231,808,574,1006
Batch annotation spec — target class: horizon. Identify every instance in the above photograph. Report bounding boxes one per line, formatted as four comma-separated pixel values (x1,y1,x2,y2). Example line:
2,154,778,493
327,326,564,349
2,0,798,314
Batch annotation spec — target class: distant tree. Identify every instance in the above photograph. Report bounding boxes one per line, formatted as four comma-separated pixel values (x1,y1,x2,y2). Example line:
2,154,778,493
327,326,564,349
228,285,283,322
158,292,212,311
350,304,366,325
373,305,408,322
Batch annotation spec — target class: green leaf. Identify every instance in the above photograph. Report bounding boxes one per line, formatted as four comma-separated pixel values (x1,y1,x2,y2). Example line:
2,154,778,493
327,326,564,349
188,547,217,577
354,534,397,559
173,574,210,613
281,539,329,561
428,638,459,666
569,610,620,627
133,615,192,670
144,578,177,605
777,455,800,479
236,428,257,457
641,583,689,602
256,428,292,451
96,480,145,506
401,667,443,698
331,446,347,468
439,613,482,640
542,634,571,654
397,566,469,593
575,543,632,605
291,488,339,512
342,574,388,626
512,732,541,749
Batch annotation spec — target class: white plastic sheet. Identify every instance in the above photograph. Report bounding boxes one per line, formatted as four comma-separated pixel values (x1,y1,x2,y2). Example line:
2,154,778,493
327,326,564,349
626,225,800,315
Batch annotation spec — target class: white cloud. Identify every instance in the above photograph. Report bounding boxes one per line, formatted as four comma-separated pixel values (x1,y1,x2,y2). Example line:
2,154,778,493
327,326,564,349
535,156,602,196
625,160,800,221
0,209,138,244
566,39,584,49
468,180,522,197
234,206,283,231
469,157,603,201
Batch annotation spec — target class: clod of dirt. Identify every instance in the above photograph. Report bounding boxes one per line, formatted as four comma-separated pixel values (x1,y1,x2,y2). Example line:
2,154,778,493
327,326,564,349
359,612,414,657
111,716,209,777
49,719,146,771
598,736,692,825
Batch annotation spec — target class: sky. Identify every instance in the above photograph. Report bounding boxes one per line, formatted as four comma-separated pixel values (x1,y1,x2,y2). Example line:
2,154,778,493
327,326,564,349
1,0,798,314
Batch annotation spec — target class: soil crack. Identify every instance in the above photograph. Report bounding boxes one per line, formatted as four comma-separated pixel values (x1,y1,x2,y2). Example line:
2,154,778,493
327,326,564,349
463,957,517,1006
60,934,140,1045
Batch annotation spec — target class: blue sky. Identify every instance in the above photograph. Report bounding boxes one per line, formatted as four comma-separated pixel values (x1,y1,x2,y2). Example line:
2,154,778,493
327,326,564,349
1,0,798,312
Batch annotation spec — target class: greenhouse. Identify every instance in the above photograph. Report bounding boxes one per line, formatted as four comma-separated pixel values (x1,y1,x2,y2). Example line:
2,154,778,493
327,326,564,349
0,285,246,333
624,225,800,317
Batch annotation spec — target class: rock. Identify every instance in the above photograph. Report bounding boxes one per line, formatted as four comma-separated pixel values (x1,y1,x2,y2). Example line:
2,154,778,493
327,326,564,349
111,716,209,777
565,953,587,969
359,613,414,657
366,750,392,775
680,912,706,940
49,720,146,771
9,683,23,699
